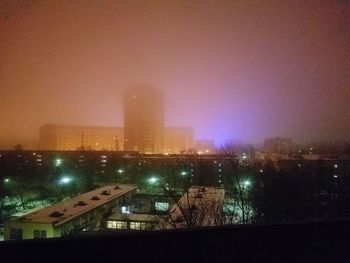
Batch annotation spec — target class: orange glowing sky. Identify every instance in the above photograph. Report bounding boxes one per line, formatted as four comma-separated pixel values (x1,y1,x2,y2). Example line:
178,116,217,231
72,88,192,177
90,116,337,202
0,1,349,149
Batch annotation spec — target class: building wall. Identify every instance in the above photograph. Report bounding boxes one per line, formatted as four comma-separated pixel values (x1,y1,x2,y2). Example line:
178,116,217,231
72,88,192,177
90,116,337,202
123,86,164,154
164,127,194,154
4,221,55,240
39,124,124,151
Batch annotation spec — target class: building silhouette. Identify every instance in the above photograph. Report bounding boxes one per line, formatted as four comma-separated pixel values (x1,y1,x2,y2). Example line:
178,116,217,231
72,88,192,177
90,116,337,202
39,124,124,151
38,85,195,153
123,86,164,154
164,127,194,154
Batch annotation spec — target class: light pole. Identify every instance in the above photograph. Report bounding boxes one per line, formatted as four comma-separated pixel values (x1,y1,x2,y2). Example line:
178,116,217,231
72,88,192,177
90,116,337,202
116,168,125,183
58,175,74,199
3,177,26,210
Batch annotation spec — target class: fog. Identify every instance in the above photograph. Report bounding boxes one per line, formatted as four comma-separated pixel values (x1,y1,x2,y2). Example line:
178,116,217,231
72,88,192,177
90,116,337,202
0,0,349,148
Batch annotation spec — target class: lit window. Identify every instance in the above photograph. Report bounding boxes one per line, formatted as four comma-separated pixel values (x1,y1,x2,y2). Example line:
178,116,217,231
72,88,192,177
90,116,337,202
116,221,127,229
121,206,130,214
130,222,146,230
130,222,140,230
155,202,169,211
108,221,127,229
107,221,117,229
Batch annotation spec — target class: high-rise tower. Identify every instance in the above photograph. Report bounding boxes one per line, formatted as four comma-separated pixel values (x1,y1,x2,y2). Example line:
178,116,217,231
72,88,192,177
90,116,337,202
123,86,164,153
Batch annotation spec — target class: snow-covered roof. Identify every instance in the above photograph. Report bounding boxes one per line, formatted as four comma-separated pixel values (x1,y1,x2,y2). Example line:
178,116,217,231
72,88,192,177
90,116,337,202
16,184,137,226
166,186,225,228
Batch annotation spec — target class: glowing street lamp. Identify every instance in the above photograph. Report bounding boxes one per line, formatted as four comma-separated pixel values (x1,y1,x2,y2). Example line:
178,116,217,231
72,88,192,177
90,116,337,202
4,178,10,183
242,180,251,188
117,169,124,174
147,176,159,185
59,176,72,185
180,171,187,176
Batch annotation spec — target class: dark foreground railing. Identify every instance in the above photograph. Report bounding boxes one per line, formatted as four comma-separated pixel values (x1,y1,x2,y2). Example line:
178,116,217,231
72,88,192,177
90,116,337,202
1,219,350,262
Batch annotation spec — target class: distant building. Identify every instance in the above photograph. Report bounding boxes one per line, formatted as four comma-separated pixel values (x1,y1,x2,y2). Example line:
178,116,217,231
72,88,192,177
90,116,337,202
195,139,216,154
123,86,164,154
4,185,137,240
264,137,294,155
39,124,124,151
164,127,194,154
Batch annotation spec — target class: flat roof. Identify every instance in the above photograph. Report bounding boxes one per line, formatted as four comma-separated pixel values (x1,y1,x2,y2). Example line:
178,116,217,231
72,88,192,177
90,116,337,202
167,186,225,228
15,184,137,226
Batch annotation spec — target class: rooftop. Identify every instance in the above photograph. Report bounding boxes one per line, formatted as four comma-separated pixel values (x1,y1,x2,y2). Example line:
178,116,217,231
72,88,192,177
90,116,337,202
15,184,137,226
167,186,225,228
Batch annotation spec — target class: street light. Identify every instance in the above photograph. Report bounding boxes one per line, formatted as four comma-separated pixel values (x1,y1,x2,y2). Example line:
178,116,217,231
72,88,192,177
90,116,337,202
180,171,187,176
117,169,124,174
59,176,72,185
4,178,10,183
242,180,251,188
147,176,159,185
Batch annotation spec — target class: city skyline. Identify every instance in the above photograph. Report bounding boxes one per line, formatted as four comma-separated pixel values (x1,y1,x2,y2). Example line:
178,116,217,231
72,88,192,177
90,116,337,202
1,1,349,149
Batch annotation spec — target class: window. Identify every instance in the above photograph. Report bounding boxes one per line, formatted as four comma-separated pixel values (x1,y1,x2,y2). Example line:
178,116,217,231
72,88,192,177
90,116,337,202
130,222,146,230
155,202,169,212
10,228,23,240
116,221,127,229
33,230,47,239
107,221,127,229
121,206,130,214
107,221,116,229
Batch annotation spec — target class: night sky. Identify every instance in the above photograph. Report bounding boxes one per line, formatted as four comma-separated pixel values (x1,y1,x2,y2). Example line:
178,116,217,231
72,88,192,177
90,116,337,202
0,0,349,148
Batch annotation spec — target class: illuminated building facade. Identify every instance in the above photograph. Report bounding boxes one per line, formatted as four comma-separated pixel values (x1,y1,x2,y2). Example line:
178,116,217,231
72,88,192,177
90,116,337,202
164,127,194,154
39,124,124,151
123,86,164,154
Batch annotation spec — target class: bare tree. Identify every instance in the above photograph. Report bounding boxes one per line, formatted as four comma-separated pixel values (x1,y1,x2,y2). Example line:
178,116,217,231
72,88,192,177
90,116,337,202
224,159,256,224
158,183,225,229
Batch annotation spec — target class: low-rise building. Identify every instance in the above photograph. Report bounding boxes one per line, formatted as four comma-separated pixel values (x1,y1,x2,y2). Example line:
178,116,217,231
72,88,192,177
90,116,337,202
4,184,137,240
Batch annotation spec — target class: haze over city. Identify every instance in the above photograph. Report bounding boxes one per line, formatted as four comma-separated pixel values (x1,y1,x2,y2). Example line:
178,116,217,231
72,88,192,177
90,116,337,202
1,0,349,149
